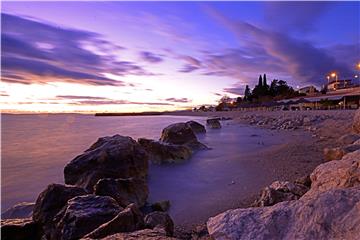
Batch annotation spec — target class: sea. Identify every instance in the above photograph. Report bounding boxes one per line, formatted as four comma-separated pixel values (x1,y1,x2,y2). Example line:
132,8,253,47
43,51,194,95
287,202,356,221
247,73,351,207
1,113,291,225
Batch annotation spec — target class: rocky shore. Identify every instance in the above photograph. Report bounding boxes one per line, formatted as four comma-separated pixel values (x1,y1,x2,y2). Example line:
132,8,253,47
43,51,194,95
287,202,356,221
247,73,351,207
2,110,359,239
205,110,360,239
1,121,213,240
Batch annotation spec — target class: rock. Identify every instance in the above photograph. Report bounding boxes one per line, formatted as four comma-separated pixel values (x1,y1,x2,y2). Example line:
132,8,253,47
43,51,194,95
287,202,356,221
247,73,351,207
220,117,232,121
53,195,122,240
151,200,170,212
302,117,311,126
64,135,149,191
191,223,211,240
83,204,144,239
138,138,192,164
94,178,148,208
186,121,206,134
307,150,360,197
353,138,360,145
32,184,86,227
83,227,176,240
1,218,41,240
294,175,312,188
159,123,207,150
206,118,221,129
338,133,360,145
2,202,34,219
144,211,174,236
160,123,197,145
353,108,360,133
252,181,309,207
207,187,360,240
323,144,360,161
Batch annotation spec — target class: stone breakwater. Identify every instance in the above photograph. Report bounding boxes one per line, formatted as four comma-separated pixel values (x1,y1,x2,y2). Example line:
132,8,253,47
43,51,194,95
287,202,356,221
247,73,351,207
207,109,360,240
1,120,216,240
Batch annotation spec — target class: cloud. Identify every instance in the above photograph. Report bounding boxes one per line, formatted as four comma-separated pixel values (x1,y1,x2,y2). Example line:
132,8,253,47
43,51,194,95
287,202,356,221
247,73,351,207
2,56,125,86
223,84,246,95
264,2,333,33
56,95,109,100
178,55,202,73
164,97,191,103
140,51,163,63
71,100,174,106
202,7,356,92
1,13,152,86
54,95,173,106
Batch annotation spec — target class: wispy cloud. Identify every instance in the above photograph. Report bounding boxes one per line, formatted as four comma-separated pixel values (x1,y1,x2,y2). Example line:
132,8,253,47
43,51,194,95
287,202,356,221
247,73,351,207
164,97,191,103
1,13,153,86
140,51,163,63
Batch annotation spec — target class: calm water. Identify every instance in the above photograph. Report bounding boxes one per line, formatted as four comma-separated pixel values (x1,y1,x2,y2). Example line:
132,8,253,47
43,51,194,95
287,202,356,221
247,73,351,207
1,114,291,224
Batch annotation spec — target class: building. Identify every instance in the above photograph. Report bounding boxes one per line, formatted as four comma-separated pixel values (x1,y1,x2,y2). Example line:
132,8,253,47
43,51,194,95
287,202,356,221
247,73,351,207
298,86,317,95
327,79,353,91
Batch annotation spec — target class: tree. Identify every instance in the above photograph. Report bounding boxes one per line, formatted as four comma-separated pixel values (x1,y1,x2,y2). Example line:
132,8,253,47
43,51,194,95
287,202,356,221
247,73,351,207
236,97,242,104
258,75,263,87
244,85,251,101
216,95,232,111
263,74,268,91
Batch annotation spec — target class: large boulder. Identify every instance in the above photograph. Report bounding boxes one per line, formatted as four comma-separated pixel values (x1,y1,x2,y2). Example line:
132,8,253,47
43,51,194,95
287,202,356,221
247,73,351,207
186,121,206,134
84,204,144,239
160,123,197,145
307,150,360,197
2,202,35,219
82,227,176,240
252,181,309,207
52,195,122,240
94,178,148,208
138,138,192,164
353,109,360,133
1,218,41,240
144,211,174,236
32,184,86,232
159,123,207,150
323,144,360,161
206,118,221,129
207,187,360,240
64,135,149,191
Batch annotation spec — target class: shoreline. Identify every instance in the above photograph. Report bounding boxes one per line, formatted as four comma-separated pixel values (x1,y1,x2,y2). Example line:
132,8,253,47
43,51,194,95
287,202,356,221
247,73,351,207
171,109,355,236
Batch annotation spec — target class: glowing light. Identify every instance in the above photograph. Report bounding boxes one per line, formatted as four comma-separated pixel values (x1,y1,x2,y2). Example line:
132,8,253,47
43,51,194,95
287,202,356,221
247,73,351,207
331,73,336,77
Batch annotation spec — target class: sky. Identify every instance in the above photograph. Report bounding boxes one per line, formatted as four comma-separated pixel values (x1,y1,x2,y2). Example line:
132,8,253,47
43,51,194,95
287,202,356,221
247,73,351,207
1,1,359,113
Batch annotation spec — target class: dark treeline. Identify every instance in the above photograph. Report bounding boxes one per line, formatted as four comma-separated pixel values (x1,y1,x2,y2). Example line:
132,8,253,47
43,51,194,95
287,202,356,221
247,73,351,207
216,74,306,111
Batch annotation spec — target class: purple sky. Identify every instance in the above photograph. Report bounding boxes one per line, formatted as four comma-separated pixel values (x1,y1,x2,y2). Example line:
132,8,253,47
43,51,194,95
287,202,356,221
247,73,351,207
1,1,359,113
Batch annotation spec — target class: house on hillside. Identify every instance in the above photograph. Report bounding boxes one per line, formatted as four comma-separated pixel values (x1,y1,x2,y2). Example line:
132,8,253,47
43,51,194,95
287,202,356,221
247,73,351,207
298,86,317,95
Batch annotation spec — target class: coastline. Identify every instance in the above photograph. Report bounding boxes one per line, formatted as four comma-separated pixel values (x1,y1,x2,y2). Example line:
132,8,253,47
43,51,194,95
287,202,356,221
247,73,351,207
2,110,357,240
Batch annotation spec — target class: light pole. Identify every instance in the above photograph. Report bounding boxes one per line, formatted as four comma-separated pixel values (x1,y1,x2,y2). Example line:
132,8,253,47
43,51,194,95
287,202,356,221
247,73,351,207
331,72,338,89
